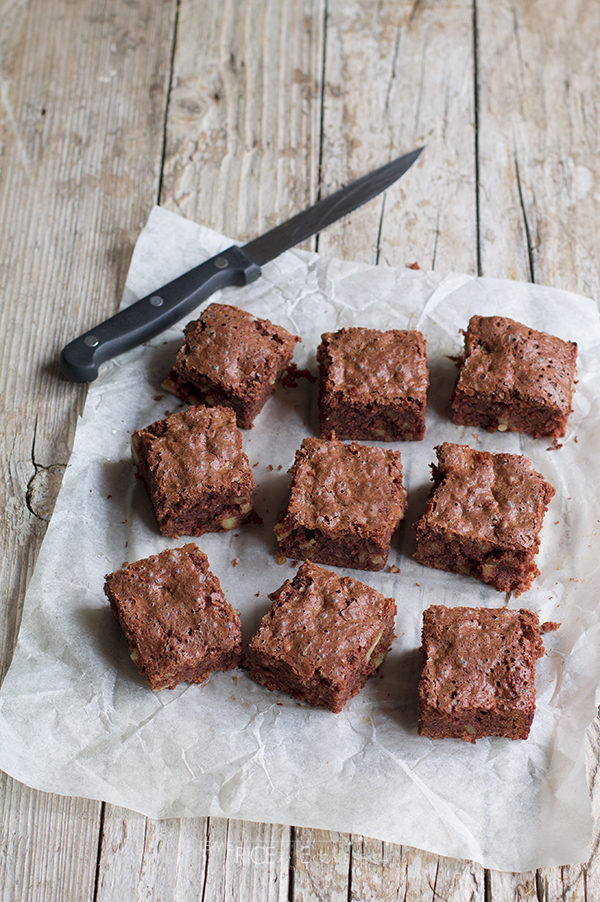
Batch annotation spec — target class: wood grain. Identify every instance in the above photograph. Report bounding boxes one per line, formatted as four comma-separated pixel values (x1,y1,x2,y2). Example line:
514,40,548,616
0,0,176,898
318,0,477,276
476,0,600,298
1,0,599,899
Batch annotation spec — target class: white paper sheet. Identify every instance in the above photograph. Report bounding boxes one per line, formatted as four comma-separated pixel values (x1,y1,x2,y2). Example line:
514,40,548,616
1,206,599,871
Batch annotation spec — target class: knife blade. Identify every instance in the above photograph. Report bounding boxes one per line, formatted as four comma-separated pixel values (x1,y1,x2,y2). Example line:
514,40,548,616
61,147,424,382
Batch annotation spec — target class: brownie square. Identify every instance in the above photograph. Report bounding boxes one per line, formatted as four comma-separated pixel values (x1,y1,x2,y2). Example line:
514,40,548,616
104,544,242,690
451,315,577,440
163,303,300,428
131,405,255,538
418,605,545,742
413,443,555,595
274,435,407,571
317,327,429,440
247,561,396,712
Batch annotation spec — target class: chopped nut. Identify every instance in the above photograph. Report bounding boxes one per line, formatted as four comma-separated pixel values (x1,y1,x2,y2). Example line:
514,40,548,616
365,627,384,664
220,516,238,530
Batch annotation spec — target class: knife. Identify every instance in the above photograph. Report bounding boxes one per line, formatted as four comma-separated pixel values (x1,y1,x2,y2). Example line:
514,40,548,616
60,147,424,382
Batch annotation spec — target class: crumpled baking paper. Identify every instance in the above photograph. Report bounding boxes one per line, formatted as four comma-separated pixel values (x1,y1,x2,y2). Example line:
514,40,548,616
1,206,599,872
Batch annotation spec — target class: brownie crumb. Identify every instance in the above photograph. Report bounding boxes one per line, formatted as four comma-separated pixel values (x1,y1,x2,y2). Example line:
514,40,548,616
280,362,317,388
232,558,239,567
388,564,401,574
407,261,421,270
541,620,560,633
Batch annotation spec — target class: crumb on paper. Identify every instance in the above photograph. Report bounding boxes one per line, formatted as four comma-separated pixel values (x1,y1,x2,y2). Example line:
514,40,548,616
153,394,164,401
407,261,420,270
254,591,260,597
252,462,259,468
277,464,282,471
267,464,274,471
280,362,317,388
415,582,420,587
232,558,239,567
541,621,561,633
389,564,401,574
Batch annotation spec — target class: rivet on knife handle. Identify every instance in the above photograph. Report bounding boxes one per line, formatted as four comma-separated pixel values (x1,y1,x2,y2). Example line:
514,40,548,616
60,247,261,382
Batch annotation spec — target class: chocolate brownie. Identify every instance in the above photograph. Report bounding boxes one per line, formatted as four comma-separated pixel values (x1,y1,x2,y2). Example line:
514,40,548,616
247,561,396,712
418,605,546,742
104,544,242,690
274,435,407,571
413,443,555,595
131,405,255,538
451,315,577,439
317,327,428,440
163,303,300,428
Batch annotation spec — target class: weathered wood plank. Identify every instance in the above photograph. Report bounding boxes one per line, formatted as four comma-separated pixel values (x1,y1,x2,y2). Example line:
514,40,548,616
97,811,290,901
476,0,600,298
93,2,326,898
202,818,290,902
294,1,486,896
160,0,325,245
0,0,177,898
291,828,352,902
476,2,600,895
318,0,477,275
0,774,99,902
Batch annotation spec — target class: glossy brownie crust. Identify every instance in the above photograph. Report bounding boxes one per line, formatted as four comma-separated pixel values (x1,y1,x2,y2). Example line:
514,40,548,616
413,443,554,595
247,561,396,712
451,315,577,439
317,327,429,441
105,544,242,690
132,405,254,537
274,435,407,571
163,303,300,428
419,605,545,742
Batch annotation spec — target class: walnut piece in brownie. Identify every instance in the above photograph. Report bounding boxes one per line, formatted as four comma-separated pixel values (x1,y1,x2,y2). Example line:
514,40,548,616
451,315,577,439
247,561,396,712
274,434,407,571
413,443,555,595
104,544,242,691
131,405,255,538
419,605,546,742
317,327,429,440
163,303,300,428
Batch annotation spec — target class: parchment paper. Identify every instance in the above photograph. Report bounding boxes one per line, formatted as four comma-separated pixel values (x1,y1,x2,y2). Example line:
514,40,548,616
1,206,600,871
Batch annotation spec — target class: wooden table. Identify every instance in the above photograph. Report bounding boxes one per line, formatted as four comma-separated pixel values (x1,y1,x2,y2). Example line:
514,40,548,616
2,1,599,898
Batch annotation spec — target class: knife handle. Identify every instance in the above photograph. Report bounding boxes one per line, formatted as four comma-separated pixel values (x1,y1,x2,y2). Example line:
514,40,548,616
60,245,261,382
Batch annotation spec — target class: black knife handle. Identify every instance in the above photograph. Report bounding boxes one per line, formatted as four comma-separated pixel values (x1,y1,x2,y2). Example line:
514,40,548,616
60,245,261,382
